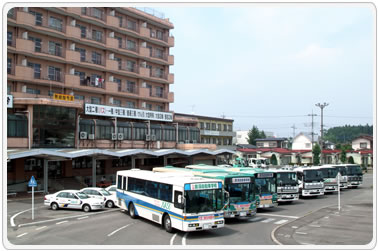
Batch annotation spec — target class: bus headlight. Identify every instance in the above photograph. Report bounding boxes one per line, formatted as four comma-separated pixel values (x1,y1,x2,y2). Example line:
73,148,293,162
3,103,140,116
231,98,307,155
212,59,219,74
215,220,224,224
188,223,199,227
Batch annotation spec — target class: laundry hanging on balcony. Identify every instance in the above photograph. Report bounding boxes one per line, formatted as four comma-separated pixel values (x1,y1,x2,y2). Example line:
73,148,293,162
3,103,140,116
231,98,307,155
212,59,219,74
94,77,104,86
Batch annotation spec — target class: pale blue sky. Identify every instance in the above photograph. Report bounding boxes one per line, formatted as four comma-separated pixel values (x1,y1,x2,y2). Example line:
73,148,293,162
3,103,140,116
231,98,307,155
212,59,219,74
154,5,374,137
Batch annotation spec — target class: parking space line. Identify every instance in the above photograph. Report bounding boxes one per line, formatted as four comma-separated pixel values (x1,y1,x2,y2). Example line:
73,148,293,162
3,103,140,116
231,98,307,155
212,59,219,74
274,220,288,225
17,233,28,238
248,217,263,222
35,226,47,230
10,209,32,227
309,225,321,228
56,221,68,225
182,232,188,245
296,232,307,235
77,216,89,220
107,223,133,237
258,213,299,219
291,226,298,229
261,218,274,223
170,233,178,245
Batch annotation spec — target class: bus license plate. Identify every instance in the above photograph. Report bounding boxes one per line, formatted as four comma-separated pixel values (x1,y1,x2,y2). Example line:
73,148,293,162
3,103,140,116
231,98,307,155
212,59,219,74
261,200,272,205
240,212,246,217
203,224,210,229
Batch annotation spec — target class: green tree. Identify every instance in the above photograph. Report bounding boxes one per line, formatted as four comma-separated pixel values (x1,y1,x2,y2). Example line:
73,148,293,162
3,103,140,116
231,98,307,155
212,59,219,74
340,148,347,163
270,154,278,165
312,143,321,165
348,156,355,164
247,126,260,145
260,130,266,139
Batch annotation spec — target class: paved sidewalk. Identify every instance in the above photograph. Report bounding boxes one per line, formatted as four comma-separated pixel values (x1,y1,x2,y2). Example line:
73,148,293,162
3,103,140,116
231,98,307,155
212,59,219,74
272,203,373,245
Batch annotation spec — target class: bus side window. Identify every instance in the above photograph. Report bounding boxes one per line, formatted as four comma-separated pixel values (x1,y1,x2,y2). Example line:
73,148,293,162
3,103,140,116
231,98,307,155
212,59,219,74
117,175,122,189
122,176,127,190
174,191,183,209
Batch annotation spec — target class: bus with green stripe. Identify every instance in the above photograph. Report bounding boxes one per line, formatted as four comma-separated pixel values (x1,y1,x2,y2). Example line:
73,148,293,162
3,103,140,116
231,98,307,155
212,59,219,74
153,166,257,219
186,165,278,209
115,169,226,232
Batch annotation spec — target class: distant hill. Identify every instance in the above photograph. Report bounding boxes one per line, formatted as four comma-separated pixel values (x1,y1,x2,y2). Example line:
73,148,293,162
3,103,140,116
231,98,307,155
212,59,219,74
324,124,373,144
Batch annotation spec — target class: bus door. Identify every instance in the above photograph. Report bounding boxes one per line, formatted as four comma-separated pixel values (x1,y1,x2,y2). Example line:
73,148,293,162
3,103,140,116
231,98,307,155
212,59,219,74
174,190,184,229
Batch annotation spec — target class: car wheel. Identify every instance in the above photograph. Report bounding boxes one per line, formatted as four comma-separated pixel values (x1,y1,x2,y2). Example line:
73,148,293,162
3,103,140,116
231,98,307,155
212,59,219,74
106,200,114,208
83,204,91,212
163,214,173,233
129,203,137,219
51,202,59,210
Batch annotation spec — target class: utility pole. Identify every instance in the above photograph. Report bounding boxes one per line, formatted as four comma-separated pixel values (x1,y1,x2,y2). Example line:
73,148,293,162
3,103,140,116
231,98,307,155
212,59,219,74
308,111,318,147
315,102,329,165
291,124,297,139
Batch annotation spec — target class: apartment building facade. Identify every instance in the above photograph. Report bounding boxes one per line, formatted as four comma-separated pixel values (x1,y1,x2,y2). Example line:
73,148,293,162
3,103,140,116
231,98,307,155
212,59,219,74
7,7,235,191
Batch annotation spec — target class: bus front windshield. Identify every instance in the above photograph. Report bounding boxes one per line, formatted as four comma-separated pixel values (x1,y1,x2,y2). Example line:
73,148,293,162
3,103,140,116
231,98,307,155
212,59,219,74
347,165,362,175
226,182,255,203
277,172,297,186
320,168,338,178
303,170,323,182
185,189,223,214
255,178,276,194
335,166,347,176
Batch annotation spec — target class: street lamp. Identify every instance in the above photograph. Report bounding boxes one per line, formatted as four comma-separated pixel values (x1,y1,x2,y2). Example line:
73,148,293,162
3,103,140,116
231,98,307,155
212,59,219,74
15,111,31,150
315,102,329,165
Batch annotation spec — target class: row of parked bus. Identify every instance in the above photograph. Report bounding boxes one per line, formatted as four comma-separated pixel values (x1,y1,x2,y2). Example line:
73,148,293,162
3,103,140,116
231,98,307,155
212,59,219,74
114,164,363,233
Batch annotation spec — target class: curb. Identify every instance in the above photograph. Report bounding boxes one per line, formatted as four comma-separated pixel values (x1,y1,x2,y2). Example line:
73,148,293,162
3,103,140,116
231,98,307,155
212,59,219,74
270,204,339,245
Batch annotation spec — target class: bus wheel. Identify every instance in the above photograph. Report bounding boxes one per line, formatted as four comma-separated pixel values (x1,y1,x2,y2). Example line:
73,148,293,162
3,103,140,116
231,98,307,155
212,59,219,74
129,203,137,219
163,214,173,233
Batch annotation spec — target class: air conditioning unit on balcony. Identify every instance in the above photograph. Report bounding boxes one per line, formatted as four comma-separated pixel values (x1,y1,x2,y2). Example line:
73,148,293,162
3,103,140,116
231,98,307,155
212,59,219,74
142,22,147,28
141,42,147,48
22,32,28,40
141,102,146,108
142,82,147,88
141,62,147,68
118,133,124,140
111,133,117,140
88,134,95,140
109,32,114,38
71,19,76,26
109,97,114,104
109,53,114,60
151,135,156,141
22,85,27,93
109,75,114,82
70,68,75,75
110,10,115,16
79,131,87,140
145,134,151,141
22,59,27,66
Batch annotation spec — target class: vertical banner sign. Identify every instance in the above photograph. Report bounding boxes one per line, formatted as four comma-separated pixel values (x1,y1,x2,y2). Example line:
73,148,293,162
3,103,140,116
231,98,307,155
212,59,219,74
28,176,37,220
7,95,13,108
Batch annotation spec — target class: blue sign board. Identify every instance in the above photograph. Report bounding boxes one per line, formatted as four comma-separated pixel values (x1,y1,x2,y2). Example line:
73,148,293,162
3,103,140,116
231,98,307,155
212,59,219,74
28,176,37,187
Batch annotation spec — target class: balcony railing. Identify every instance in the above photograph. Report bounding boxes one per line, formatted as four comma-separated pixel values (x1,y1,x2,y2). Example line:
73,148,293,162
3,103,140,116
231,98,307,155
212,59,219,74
150,70,167,80
119,40,139,53
37,44,66,58
84,31,105,44
150,92,167,99
150,31,168,43
120,86,138,94
40,72,65,83
7,38,16,47
21,10,67,33
7,65,15,75
79,52,105,66
120,61,139,74
150,49,167,61
119,18,139,33
80,77,105,89
81,7,106,22
7,8,16,19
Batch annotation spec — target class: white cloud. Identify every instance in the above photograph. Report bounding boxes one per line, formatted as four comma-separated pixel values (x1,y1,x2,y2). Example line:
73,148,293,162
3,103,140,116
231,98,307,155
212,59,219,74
293,43,343,65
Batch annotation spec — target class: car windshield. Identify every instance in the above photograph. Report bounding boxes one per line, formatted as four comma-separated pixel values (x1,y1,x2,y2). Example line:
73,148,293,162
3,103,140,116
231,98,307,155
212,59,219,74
76,192,89,199
303,170,323,182
185,189,223,214
320,168,338,178
346,165,362,175
225,182,255,203
100,189,111,196
277,172,297,185
255,177,276,194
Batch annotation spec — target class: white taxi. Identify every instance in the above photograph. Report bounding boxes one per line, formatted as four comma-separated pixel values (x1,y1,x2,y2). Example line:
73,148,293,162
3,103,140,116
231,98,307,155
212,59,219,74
79,187,116,208
105,185,116,195
44,190,104,212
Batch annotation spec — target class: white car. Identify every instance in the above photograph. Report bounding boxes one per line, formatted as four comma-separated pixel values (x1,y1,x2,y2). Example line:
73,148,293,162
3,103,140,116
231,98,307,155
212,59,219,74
80,187,116,208
105,185,116,195
44,190,104,212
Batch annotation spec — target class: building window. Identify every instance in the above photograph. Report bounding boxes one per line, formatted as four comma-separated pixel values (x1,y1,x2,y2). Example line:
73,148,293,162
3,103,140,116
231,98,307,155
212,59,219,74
28,36,42,52
115,36,122,48
113,99,121,107
146,104,153,110
114,78,122,91
27,62,41,79
228,125,232,131
155,48,163,59
257,142,264,147
269,142,277,147
7,31,13,46
48,41,62,57
49,16,63,31
7,58,12,74
200,122,204,129
72,157,93,169
126,39,136,51
92,30,103,42
126,60,136,72
206,123,210,130
75,47,86,61
126,80,136,93
91,97,101,104
29,10,43,26
92,51,102,65
154,68,164,78
76,23,87,38
360,142,368,149
223,138,228,145
7,8,14,18
126,101,135,108
211,123,216,130
48,66,62,82
223,124,227,131
127,19,137,31
92,8,103,20
156,105,163,111
90,74,104,87
156,30,163,40
81,7,87,15
155,86,163,98
74,94,84,100
74,71,86,85
7,114,28,137
26,88,41,95
114,57,122,70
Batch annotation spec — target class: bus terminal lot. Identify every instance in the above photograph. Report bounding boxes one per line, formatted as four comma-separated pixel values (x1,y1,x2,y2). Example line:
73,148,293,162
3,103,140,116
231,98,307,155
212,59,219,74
6,173,373,246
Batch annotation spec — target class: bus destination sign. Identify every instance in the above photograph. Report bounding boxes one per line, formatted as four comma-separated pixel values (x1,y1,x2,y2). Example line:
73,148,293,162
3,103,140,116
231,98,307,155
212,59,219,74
232,177,251,183
190,183,219,190
257,173,274,178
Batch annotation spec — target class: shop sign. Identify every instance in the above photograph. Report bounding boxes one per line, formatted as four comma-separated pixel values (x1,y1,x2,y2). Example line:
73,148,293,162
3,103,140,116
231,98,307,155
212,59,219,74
53,93,75,101
84,103,173,122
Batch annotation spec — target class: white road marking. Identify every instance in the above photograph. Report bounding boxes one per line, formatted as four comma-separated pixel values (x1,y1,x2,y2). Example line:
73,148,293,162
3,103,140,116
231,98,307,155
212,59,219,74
296,232,308,235
107,223,133,237
170,233,178,245
274,219,288,225
257,213,299,219
261,218,274,223
77,216,89,220
18,208,119,227
182,232,188,245
248,217,263,222
10,209,32,227
17,233,28,238
56,220,68,225
35,226,47,230
291,226,298,229
299,242,314,245
309,225,321,228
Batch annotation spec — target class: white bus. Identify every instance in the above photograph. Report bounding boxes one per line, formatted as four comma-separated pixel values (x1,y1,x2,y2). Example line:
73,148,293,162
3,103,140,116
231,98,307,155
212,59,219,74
318,165,339,193
344,164,363,188
270,169,299,202
294,166,324,197
248,158,269,168
115,169,226,233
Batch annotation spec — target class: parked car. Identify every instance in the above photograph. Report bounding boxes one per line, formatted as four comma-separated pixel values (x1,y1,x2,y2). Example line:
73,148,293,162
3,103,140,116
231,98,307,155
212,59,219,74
80,187,116,208
44,190,104,212
105,185,117,195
